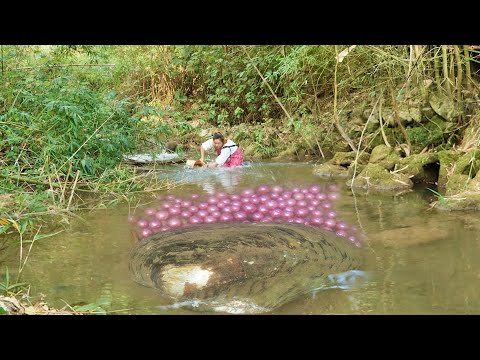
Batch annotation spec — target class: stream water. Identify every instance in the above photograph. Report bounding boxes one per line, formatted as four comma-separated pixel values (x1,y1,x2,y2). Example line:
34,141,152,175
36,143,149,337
4,161,480,314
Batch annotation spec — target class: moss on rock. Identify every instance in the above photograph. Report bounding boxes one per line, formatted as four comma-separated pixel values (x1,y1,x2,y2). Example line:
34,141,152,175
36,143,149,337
350,163,413,191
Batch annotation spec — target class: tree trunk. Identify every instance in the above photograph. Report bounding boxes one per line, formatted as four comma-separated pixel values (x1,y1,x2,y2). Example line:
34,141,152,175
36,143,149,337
442,45,451,96
463,45,472,92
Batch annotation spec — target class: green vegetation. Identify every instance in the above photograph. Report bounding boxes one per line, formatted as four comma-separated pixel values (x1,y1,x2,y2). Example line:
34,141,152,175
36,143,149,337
1,44,479,313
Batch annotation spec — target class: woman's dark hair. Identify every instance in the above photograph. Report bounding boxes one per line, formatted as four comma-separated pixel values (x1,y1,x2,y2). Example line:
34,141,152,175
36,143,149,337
212,132,225,142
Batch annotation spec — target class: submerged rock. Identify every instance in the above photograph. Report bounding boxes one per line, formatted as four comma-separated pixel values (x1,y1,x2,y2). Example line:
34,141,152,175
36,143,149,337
129,223,364,314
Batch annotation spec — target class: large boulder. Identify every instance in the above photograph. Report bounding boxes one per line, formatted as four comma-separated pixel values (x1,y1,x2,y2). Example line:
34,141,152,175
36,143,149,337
129,223,364,314
349,163,413,192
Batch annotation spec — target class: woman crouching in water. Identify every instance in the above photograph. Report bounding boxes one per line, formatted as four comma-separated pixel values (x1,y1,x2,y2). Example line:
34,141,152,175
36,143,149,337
199,132,244,168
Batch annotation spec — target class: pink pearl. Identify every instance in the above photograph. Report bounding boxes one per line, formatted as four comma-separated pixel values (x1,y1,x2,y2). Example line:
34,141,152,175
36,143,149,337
234,212,247,221
220,214,233,222
310,217,323,226
207,205,218,213
189,206,199,213
321,202,332,209
257,185,270,193
174,198,182,204
190,194,199,200
197,210,209,218
271,185,283,193
251,212,264,221
241,197,250,204
149,220,161,229
292,187,300,193
258,205,269,214
286,199,296,206
217,192,228,198
297,200,307,207
271,209,283,218
250,197,260,204
230,194,241,201
231,205,241,212
181,210,192,219
259,195,269,203
241,188,254,197
324,219,336,228
277,201,286,208
316,193,327,200
209,211,220,218
243,204,256,213
336,230,348,238
144,208,156,216
141,228,153,238
293,218,304,224
283,211,294,219
305,193,315,200
181,200,192,208
168,207,181,215
310,199,320,206
223,206,233,213
336,222,348,230
167,217,181,228
155,210,169,221
260,217,273,223
293,193,304,201
311,209,323,217
221,199,231,205
309,185,321,194
231,200,241,207
198,202,209,210
162,202,172,209
166,195,175,201
284,206,295,213
266,200,277,209
128,215,137,223
160,226,170,232
301,188,309,194
270,193,280,199
282,192,292,199
295,207,309,217
307,206,316,212
328,192,339,201
189,216,203,225
137,219,148,228
326,211,337,218
207,197,217,204
204,216,217,224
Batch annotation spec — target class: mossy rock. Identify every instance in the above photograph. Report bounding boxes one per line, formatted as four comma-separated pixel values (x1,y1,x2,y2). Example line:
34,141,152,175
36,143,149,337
429,93,462,122
398,153,439,184
329,151,370,167
350,163,413,191
313,163,350,178
398,104,414,125
467,169,480,192
369,145,402,171
347,163,365,178
332,141,351,152
453,150,480,177
437,150,461,187
421,106,435,120
445,173,471,196
433,192,480,211
428,114,455,133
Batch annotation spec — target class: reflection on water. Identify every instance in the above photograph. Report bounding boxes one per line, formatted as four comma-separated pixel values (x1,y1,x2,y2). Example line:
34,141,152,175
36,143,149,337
3,161,480,314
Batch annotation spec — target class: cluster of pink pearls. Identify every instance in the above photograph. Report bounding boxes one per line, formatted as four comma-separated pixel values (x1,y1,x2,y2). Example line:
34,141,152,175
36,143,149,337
129,184,363,247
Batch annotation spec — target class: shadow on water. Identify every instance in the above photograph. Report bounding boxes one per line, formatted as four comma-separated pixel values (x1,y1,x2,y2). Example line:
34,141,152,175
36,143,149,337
3,161,480,314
